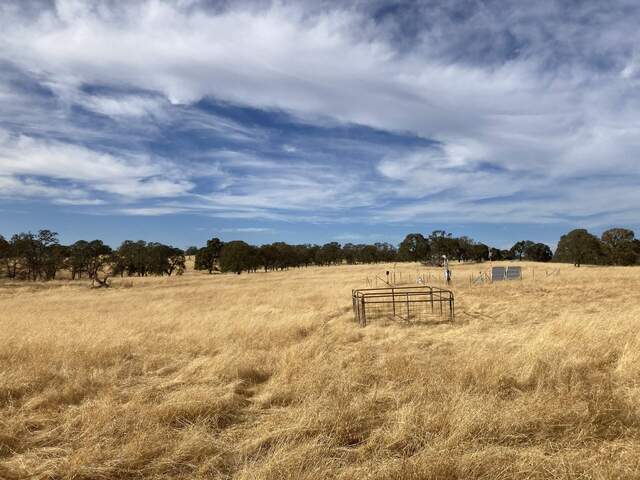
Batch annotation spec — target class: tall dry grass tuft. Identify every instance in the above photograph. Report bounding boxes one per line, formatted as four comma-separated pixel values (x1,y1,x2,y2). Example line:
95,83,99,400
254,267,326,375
2,262,640,478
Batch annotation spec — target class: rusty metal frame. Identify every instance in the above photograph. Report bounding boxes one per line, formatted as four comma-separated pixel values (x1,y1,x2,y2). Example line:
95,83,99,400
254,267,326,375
352,285,454,327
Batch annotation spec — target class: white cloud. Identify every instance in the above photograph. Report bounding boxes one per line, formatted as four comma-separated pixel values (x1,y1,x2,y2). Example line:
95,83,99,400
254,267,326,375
118,206,190,216
79,94,168,119
0,131,153,181
221,227,274,233
0,129,194,200
1,1,640,225
0,174,97,204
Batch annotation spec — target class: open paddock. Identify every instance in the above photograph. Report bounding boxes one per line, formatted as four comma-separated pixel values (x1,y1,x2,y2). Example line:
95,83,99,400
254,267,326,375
2,262,640,479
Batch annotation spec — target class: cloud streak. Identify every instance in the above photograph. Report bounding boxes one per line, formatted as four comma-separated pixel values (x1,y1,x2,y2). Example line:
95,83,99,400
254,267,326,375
0,128,194,201
1,0,640,230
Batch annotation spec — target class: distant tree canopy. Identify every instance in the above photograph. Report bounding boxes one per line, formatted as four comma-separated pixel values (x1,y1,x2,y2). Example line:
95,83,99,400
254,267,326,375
489,247,514,261
553,229,605,267
195,237,223,274
112,241,185,277
4,225,640,281
398,233,430,262
195,237,398,275
510,240,535,261
68,240,113,279
429,230,458,259
0,234,10,269
395,231,492,264
601,228,639,266
316,242,342,266
524,243,553,262
468,243,490,262
4,230,63,281
219,240,257,274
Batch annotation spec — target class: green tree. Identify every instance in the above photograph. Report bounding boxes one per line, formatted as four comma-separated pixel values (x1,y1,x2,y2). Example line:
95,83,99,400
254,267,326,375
358,244,379,263
469,243,490,262
316,242,342,265
398,233,430,262
271,242,297,270
429,230,460,260
42,243,68,280
510,240,535,261
0,235,10,278
489,247,503,261
298,244,318,267
195,237,223,274
147,243,185,276
524,242,553,262
68,240,90,279
259,243,278,271
553,229,604,266
113,240,149,276
219,240,254,274
3,235,20,279
375,242,397,262
501,249,515,260
68,240,112,279
246,245,261,272
601,228,638,265
85,240,113,279
456,236,474,261
341,243,358,265
10,230,61,281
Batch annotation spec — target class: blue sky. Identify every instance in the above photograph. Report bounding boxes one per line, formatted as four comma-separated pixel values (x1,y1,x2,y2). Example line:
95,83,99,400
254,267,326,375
1,0,640,249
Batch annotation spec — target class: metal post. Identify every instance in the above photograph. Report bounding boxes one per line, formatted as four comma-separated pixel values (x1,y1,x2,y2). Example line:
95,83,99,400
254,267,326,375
352,293,357,319
449,294,454,322
360,297,366,327
430,287,434,313
406,293,410,321
392,287,396,317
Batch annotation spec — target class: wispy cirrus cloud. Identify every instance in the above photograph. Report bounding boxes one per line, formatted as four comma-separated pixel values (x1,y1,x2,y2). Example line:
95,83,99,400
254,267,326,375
1,0,640,237
221,227,274,233
0,128,194,201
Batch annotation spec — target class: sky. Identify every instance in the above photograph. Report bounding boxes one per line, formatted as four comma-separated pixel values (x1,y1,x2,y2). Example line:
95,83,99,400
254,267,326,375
1,0,640,250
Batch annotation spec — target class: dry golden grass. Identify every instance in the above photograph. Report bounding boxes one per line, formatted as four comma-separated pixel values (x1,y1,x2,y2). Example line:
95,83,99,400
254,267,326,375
2,261,640,479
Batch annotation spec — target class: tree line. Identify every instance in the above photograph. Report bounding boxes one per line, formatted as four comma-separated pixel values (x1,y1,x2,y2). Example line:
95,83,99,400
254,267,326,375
1,226,638,281
394,231,553,263
553,228,640,267
0,231,185,282
190,229,554,274
191,239,398,275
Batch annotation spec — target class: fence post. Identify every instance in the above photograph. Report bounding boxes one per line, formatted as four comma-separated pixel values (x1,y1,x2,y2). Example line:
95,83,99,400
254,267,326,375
430,287,434,313
360,296,366,327
392,287,396,318
449,294,454,322
352,293,357,319
406,293,410,321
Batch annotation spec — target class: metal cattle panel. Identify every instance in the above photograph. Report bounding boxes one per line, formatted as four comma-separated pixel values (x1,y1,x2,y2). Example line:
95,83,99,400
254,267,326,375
351,285,454,327
506,266,522,281
491,267,506,281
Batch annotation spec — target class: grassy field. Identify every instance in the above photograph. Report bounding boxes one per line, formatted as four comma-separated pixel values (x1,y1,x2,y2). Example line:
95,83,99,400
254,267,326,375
2,261,640,479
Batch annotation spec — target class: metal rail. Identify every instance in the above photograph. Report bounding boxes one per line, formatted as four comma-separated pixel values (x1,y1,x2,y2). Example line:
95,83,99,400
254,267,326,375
352,285,454,327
